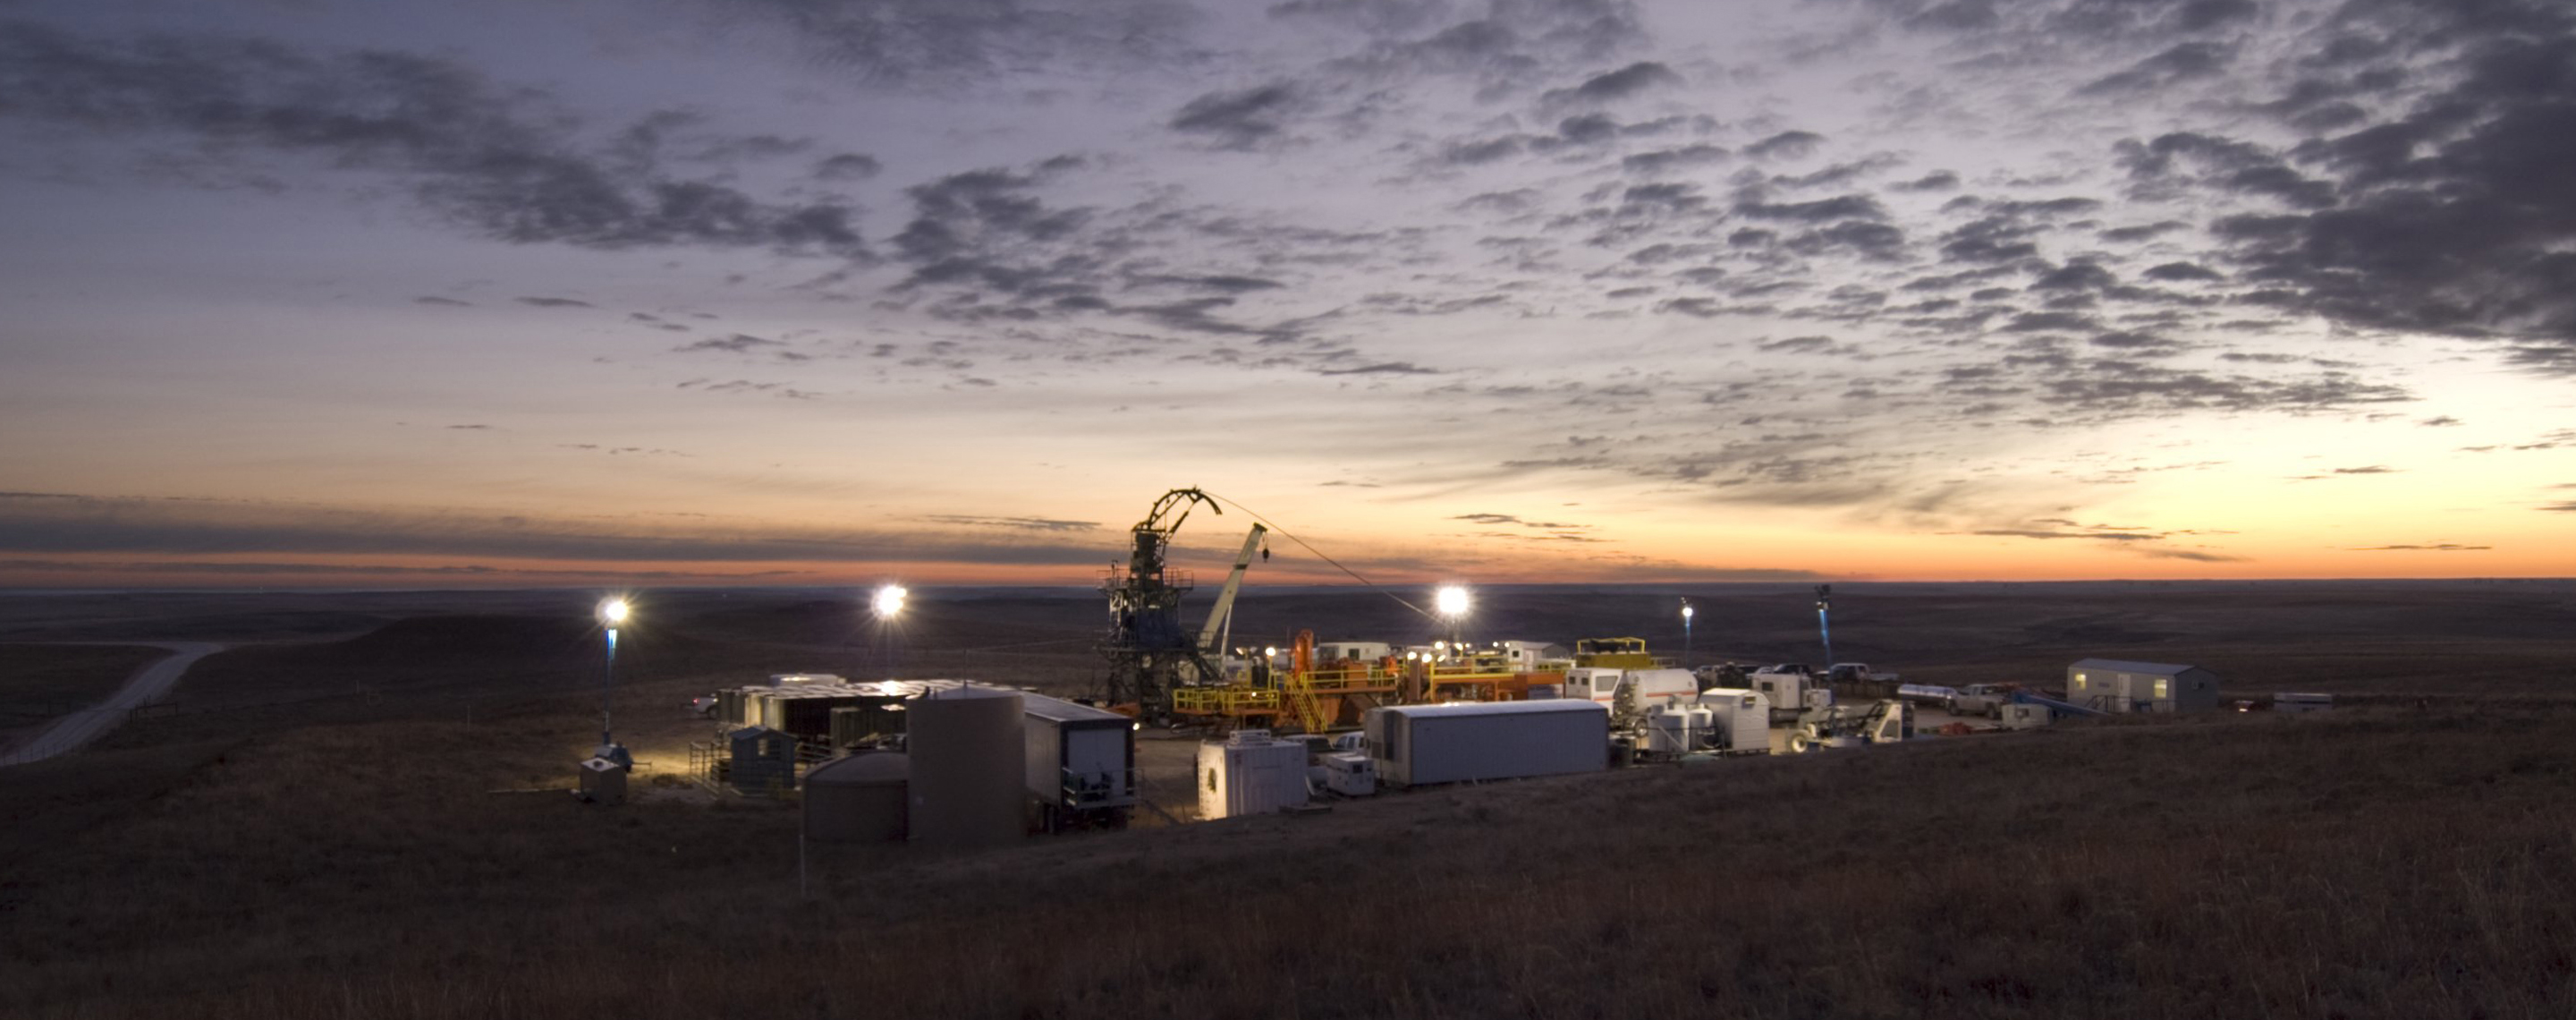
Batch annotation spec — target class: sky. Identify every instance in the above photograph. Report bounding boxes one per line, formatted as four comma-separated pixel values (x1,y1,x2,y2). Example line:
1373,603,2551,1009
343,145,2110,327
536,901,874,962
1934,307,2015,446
1,0,2572,589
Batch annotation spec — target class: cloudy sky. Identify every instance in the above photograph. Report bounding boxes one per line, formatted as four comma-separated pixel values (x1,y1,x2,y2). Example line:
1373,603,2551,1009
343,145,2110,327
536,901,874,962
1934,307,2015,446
2,0,2572,588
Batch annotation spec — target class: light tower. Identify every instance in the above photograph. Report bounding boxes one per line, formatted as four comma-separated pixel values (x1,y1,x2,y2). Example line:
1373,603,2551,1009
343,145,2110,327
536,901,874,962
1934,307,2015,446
1814,584,1835,667
871,583,907,678
1435,584,1470,656
594,597,632,769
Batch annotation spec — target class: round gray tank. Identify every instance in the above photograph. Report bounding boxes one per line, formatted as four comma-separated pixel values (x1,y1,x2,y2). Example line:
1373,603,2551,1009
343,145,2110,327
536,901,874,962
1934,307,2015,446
804,752,909,843
907,687,1026,848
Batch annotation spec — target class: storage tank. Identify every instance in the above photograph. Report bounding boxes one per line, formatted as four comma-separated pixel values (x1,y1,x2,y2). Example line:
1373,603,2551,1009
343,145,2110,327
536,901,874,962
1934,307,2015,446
907,686,1026,848
805,752,909,843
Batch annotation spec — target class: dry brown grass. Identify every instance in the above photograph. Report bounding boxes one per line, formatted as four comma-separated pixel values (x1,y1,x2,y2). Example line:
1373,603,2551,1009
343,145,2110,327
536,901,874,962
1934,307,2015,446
6,584,2575,1018
4,692,2572,1019
0,643,169,718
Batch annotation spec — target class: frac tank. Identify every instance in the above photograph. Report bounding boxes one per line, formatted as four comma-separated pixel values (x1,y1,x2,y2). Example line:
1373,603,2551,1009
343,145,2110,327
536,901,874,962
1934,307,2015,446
907,686,1026,848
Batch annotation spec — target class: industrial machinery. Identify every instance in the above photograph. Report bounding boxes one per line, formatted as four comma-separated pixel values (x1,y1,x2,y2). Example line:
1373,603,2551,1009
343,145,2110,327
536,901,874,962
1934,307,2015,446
1097,488,1232,722
1785,699,1911,753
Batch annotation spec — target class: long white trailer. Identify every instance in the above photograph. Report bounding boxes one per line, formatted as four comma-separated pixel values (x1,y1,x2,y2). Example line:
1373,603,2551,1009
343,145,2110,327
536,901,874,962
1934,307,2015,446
1365,700,1608,787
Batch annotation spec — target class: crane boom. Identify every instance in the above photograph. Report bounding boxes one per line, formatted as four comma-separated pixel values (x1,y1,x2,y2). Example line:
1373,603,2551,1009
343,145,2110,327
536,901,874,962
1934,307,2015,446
1197,523,1267,655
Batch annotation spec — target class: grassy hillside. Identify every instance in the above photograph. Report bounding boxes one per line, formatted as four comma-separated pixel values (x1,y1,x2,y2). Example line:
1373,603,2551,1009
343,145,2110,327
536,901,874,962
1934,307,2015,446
4,693,2571,1018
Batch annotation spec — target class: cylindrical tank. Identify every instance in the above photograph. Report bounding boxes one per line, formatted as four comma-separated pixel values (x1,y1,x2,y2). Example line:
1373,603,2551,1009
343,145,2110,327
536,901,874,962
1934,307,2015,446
907,687,1026,848
805,752,909,843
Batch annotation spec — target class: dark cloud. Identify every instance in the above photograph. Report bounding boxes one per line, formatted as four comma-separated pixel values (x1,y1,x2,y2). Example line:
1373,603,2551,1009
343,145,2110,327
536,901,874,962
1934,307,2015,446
414,295,472,307
2349,544,2489,551
0,23,869,259
0,492,1114,566
713,0,1203,86
1169,81,1301,148
2142,261,2223,282
1743,131,1826,160
1622,144,1729,174
2161,4,2576,373
917,514,1097,531
675,334,784,353
516,296,594,309
2078,40,2234,96
1891,170,1959,191
2330,465,2397,474
1316,361,1439,375
1733,194,1886,223
812,152,882,180
1542,61,1682,106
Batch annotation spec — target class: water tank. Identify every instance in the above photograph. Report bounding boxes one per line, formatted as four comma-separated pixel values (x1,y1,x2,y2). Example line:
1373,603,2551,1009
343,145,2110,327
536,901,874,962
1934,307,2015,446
805,752,909,843
907,687,1026,848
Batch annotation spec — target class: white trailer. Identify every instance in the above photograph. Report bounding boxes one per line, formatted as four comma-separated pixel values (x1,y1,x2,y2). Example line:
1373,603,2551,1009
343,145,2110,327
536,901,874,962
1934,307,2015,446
1562,667,1699,707
1694,687,1775,753
1365,701,1608,787
1197,730,1309,820
1020,692,1136,829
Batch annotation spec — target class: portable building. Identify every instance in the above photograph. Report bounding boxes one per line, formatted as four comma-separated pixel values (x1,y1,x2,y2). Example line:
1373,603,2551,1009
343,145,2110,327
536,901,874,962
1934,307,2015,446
1314,641,1394,665
2067,659,2220,713
908,687,1026,848
804,752,909,843
1364,700,1608,787
1197,730,1309,820
727,726,797,794
1694,688,1774,753
578,756,627,805
1020,692,1136,828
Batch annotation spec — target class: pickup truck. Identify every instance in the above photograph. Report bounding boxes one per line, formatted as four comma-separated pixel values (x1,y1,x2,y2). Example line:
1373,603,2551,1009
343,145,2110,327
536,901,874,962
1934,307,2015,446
1823,662,1899,684
1950,684,2012,718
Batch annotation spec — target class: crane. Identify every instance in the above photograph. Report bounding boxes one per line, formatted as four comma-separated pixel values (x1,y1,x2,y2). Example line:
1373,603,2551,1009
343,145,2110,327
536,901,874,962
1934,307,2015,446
1097,488,1230,722
1196,523,1267,660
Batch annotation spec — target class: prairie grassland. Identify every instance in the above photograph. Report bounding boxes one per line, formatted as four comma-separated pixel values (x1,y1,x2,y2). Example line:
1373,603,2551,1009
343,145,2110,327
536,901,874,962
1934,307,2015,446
4,681,2572,1019
0,643,167,720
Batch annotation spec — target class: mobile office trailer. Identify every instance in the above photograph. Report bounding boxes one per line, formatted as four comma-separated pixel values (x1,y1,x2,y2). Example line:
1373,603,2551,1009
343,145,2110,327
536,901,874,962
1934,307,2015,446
1562,667,1698,707
1019,692,1136,829
1365,700,1609,787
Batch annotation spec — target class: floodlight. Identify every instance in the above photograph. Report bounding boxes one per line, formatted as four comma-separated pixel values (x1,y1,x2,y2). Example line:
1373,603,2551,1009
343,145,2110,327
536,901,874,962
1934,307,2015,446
1435,584,1470,618
598,598,631,627
872,583,908,618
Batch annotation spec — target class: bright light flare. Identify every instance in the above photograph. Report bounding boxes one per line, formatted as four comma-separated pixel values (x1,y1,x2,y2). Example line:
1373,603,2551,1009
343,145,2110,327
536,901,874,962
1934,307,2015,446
1681,602,1695,620
872,584,909,619
1435,584,1470,618
597,598,631,627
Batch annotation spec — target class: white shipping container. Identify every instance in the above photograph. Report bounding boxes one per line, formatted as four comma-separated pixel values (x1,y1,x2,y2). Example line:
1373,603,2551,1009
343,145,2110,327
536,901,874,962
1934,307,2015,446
1197,732,1309,820
1365,701,1609,787
1695,688,1774,752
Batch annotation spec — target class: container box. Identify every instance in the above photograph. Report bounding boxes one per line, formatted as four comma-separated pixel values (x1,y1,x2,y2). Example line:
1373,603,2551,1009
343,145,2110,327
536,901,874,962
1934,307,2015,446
1364,701,1609,787
1197,731,1309,820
